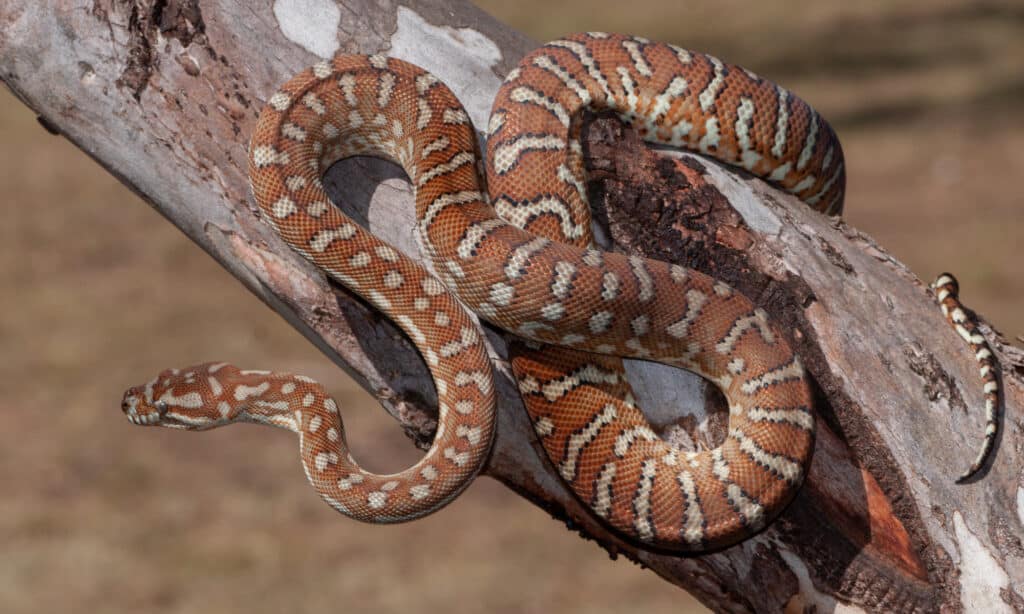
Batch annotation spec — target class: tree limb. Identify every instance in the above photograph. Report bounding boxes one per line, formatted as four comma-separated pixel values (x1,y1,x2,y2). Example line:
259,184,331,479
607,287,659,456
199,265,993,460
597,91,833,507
2,1,1022,611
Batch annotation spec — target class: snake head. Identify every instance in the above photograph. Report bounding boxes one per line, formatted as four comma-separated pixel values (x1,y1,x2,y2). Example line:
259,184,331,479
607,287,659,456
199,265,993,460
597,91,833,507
121,363,242,430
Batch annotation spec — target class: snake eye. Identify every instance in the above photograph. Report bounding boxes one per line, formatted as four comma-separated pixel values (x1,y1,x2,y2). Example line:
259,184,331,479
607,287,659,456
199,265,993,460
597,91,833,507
155,400,168,415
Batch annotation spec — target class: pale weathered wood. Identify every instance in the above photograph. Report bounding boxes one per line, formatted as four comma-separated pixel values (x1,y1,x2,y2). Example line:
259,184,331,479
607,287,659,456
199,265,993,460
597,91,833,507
2,1,1022,612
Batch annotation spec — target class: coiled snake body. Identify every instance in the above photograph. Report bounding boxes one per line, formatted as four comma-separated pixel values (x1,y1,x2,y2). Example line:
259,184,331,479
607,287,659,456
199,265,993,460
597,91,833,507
122,33,999,550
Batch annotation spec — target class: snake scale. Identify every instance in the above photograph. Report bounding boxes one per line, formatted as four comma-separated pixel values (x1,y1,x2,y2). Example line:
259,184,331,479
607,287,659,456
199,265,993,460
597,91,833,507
122,33,1000,551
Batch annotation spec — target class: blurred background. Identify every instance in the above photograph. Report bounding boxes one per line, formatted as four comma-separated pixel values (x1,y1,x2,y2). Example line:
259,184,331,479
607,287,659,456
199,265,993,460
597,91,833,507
1,1,1021,612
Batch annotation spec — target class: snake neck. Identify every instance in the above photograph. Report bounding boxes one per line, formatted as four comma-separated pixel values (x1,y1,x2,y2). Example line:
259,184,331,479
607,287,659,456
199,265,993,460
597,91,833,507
204,367,474,523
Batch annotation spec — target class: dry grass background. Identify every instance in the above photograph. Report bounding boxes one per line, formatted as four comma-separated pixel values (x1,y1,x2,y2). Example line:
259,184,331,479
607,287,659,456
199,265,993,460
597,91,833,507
2,1,1021,612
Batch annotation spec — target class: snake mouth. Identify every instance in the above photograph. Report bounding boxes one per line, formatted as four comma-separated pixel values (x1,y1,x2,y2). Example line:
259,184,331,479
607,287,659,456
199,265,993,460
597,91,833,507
121,390,168,426
125,411,162,426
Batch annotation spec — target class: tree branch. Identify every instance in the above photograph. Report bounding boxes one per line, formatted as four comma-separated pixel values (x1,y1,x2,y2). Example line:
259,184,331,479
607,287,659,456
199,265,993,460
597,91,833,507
3,1,1021,611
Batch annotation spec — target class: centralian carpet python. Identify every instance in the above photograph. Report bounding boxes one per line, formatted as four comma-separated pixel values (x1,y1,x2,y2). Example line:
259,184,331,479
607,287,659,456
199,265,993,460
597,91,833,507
121,33,1000,551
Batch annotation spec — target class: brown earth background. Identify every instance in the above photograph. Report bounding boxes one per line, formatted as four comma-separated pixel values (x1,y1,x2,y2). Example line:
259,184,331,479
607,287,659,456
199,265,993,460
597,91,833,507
2,1,1022,612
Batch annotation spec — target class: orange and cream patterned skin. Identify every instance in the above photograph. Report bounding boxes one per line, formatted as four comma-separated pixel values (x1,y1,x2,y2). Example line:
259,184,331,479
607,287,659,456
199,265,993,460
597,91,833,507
931,273,1000,481
121,33,996,550
122,362,492,522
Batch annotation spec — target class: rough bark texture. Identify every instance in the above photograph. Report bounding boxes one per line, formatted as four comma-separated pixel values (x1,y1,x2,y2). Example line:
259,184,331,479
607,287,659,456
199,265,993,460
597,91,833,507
3,1,1023,612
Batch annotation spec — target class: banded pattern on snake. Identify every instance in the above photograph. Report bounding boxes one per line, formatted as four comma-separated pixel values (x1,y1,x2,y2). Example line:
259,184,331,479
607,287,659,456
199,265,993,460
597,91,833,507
121,33,999,551
932,273,1000,481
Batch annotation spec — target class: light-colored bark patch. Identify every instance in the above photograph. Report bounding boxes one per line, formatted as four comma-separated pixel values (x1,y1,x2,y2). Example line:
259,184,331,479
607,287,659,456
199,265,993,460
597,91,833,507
272,0,340,57
779,550,868,613
388,7,502,129
953,511,1012,613
1017,486,1024,529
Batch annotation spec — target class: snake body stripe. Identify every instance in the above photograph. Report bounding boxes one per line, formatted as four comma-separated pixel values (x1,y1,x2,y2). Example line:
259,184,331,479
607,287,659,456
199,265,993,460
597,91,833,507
119,33,999,551
932,273,1000,481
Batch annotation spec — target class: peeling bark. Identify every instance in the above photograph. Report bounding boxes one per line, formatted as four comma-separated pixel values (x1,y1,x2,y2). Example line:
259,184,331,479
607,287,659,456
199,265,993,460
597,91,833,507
2,1,1023,612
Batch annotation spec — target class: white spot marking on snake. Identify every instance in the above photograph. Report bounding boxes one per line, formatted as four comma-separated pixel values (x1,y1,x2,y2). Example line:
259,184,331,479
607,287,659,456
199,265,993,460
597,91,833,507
806,162,844,205
592,463,616,519
741,357,805,396
456,425,483,445
376,71,396,108
444,447,470,467
233,382,270,401
510,86,570,127
541,302,565,321
581,249,603,267
420,190,484,233
492,134,565,175
614,426,659,457
632,460,658,541
285,176,307,192
561,403,617,481
442,108,470,125
769,161,792,183
268,92,291,112
616,66,639,117
589,311,613,334
532,55,591,106
771,86,790,159
348,251,370,268
666,289,708,339
797,113,819,171
306,201,328,217
735,97,762,170
698,55,726,111
383,270,404,289
677,471,705,545
698,117,720,153
748,406,814,431
251,145,288,167
207,376,223,397
533,416,554,437
302,92,326,115
337,473,364,490
552,39,613,100
493,195,584,239
667,43,692,65
367,492,387,509
628,257,654,302
272,196,297,219
309,225,356,253
281,122,306,142
314,451,338,472
621,39,652,77
733,428,803,483
487,111,505,137
453,370,491,394
727,357,746,374
717,313,777,355
651,75,688,123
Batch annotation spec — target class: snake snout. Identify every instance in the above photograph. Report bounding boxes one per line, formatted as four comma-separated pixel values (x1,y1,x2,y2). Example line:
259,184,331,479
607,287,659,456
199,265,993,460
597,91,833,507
121,388,163,426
